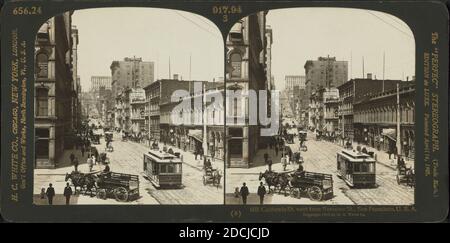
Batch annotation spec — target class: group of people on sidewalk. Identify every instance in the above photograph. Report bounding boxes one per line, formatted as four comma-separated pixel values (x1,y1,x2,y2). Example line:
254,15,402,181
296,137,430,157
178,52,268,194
235,182,268,205
40,183,74,205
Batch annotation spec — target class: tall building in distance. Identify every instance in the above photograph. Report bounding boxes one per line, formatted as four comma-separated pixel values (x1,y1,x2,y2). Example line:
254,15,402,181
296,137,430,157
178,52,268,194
304,56,348,101
285,75,306,90
285,75,306,123
110,57,155,96
90,76,112,92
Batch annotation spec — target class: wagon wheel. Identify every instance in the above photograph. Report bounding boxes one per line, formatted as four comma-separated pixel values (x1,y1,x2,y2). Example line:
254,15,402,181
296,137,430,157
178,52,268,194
202,176,207,185
97,189,107,200
307,186,323,201
290,187,300,198
114,187,129,202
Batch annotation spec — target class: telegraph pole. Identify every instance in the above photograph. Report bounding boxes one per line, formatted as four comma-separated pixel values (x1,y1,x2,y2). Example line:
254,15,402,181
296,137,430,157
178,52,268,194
396,82,401,157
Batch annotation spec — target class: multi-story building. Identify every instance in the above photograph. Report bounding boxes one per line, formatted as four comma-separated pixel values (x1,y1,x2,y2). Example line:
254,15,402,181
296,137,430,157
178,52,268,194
353,82,415,159
90,76,111,92
130,88,147,134
285,75,306,122
308,88,339,133
110,57,155,97
285,75,306,90
337,76,403,140
143,79,225,160
226,11,269,168
34,12,76,168
304,56,348,105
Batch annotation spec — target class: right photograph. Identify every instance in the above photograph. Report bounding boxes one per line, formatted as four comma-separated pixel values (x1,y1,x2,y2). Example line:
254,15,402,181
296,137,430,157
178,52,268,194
224,8,415,205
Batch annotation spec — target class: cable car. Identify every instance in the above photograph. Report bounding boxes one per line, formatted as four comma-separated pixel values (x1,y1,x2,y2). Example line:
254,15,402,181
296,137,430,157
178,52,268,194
336,149,376,188
143,150,182,188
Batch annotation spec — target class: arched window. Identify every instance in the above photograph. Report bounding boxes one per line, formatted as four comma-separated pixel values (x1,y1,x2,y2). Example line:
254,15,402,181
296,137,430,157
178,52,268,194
36,87,48,116
230,53,242,78
36,52,49,78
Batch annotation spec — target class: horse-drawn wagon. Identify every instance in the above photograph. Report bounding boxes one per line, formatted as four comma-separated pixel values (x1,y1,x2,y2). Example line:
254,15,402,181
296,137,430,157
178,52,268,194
396,165,415,187
259,169,333,201
202,168,222,188
96,172,140,202
65,170,140,202
288,171,333,201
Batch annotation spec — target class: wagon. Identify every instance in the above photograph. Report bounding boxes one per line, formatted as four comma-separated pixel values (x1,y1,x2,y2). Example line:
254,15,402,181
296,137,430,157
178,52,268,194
396,165,415,187
288,171,334,201
96,172,140,202
202,168,222,188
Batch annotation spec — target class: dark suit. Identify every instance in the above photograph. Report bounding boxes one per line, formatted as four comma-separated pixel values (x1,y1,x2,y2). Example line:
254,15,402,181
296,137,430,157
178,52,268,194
46,187,55,205
257,185,267,205
63,186,73,205
240,186,249,205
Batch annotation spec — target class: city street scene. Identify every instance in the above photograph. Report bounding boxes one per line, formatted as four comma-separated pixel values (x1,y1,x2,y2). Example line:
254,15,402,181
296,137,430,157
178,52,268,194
33,8,225,205
225,9,415,205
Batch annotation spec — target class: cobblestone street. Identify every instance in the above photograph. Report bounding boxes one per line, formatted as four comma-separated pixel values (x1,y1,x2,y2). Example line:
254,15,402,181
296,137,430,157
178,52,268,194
34,132,223,205
225,132,414,205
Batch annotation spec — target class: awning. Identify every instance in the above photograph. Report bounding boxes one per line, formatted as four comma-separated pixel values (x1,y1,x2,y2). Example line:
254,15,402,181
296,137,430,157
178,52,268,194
188,129,203,143
382,128,397,141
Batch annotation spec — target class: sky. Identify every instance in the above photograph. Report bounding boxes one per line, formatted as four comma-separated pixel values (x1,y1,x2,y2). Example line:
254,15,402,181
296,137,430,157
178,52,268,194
72,8,224,91
72,8,415,92
267,8,415,91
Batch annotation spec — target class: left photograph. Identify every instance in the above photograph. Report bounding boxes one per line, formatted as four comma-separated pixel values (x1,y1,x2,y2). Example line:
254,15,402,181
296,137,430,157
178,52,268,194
33,8,225,205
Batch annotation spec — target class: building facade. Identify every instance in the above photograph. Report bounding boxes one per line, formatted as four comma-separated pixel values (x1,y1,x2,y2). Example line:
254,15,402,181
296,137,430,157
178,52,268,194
90,76,112,92
110,57,155,97
304,56,348,105
226,12,269,168
337,76,403,140
308,87,339,133
35,12,77,168
353,82,415,159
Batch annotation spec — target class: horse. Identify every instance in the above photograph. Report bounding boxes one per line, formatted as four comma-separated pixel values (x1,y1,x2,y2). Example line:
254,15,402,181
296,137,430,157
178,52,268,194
65,171,98,197
259,170,290,196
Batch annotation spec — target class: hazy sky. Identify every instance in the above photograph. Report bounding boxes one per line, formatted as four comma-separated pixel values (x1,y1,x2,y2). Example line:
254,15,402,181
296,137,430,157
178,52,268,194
73,8,224,91
267,8,415,90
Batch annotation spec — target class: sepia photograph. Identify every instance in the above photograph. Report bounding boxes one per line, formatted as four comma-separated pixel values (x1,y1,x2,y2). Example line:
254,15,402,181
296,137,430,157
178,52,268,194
33,8,225,205
224,8,416,205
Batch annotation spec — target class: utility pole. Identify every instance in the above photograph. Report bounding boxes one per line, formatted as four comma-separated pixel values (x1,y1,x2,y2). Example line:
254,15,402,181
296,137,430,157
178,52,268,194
382,52,385,92
396,82,401,157
202,82,208,160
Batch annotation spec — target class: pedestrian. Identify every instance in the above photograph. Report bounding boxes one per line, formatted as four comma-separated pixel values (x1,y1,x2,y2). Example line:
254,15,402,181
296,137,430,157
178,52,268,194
211,150,215,162
264,152,269,164
257,182,267,205
87,156,93,172
63,183,73,205
267,159,273,172
81,145,85,157
275,146,279,156
73,157,79,172
281,155,287,171
194,149,198,160
40,188,46,199
240,183,249,205
92,155,96,166
46,183,55,205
